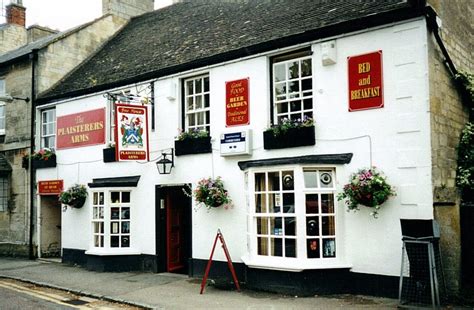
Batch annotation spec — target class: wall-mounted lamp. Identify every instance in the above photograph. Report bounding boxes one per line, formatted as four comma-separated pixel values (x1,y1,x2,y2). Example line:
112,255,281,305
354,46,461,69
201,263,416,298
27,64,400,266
156,148,174,175
0,95,30,103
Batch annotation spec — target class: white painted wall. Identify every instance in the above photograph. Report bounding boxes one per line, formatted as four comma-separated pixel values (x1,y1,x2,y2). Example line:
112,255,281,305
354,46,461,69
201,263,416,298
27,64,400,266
37,18,432,277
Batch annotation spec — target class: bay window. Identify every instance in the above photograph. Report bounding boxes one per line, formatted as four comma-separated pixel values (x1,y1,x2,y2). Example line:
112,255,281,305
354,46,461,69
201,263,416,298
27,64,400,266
91,190,131,249
248,166,339,269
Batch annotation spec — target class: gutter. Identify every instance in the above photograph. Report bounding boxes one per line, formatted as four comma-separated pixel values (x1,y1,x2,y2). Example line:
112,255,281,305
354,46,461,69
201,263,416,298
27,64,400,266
28,48,38,260
35,3,426,105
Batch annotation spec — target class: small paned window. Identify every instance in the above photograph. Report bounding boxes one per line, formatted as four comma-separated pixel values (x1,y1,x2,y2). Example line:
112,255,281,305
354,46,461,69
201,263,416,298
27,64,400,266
91,190,131,249
0,177,8,212
272,50,313,124
41,109,56,149
250,167,336,262
183,75,210,133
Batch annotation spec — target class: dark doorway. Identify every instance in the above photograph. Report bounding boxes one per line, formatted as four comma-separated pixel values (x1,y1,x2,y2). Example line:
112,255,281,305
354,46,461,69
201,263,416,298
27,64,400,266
156,185,192,274
39,195,62,258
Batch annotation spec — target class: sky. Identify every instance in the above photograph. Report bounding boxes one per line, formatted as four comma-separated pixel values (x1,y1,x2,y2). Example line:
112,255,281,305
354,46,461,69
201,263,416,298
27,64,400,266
2,0,173,31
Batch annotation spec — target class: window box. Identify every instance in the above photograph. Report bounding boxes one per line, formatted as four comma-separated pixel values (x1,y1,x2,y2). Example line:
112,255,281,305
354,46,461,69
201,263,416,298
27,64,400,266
175,136,212,156
263,126,315,150
25,154,57,169
103,147,117,163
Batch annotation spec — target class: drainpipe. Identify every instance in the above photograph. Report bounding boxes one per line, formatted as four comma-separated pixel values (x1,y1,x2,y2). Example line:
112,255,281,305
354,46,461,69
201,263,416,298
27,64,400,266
424,6,458,77
28,48,38,260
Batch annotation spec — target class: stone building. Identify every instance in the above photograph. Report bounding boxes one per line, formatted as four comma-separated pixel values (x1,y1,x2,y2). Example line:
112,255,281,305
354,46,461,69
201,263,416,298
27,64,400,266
0,0,154,257
33,0,471,300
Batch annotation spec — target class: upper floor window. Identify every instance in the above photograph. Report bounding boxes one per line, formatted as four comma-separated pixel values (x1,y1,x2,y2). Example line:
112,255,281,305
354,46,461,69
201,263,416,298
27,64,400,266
272,50,313,125
41,109,56,149
183,75,210,133
249,167,336,262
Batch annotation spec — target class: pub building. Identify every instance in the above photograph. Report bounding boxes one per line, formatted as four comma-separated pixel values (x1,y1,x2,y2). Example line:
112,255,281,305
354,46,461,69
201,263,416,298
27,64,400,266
33,1,467,297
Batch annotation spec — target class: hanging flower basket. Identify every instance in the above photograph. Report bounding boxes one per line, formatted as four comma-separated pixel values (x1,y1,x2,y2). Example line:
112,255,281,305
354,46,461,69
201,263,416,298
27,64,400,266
59,184,88,208
191,177,232,209
337,167,395,218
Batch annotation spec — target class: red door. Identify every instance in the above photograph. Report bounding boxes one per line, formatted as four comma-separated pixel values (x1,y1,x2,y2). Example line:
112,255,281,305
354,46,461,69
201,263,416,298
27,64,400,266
166,189,186,272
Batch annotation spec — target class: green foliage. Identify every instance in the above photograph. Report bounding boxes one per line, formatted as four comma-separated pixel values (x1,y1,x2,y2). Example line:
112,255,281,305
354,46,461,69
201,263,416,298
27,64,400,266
193,177,232,209
59,184,88,206
455,71,474,105
266,116,314,137
456,122,474,191
25,148,55,161
337,167,395,218
175,128,209,141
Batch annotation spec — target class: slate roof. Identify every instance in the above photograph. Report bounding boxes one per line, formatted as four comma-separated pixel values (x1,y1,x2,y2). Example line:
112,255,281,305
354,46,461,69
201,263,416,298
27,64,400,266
37,0,425,104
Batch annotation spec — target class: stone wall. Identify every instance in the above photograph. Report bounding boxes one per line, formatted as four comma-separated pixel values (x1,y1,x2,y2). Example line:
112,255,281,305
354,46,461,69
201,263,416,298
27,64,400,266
36,14,127,94
102,0,154,20
427,0,472,296
0,24,27,54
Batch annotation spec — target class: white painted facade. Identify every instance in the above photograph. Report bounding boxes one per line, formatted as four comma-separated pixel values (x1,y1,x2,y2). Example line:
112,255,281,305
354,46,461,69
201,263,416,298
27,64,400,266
36,18,433,278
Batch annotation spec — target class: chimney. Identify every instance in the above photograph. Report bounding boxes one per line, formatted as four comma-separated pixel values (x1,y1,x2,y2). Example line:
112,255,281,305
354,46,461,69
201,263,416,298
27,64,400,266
102,0,154,20
6,0,26,27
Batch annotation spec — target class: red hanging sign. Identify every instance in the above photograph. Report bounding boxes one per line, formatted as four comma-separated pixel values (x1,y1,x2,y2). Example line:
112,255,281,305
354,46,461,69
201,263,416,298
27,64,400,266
348,50,383,112
56,108,106,149
225,78,249,127
38,180,63,195
115,104,149,161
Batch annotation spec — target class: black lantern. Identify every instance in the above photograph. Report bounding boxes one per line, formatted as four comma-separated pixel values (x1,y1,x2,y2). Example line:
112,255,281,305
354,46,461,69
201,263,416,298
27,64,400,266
156,149,174,174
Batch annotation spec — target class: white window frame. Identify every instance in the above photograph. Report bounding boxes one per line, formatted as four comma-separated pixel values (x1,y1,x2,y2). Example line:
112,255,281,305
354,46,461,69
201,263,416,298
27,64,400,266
0,176,8,212
272,52,313,125
41,109,56,149
244,165,348,271
88,188,136,255
183,74,210,133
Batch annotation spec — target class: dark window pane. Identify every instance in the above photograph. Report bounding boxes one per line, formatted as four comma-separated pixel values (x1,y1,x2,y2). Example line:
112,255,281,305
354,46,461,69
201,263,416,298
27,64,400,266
276,102,288,114
255,173,265,191
121,207,130,220
285,217,296,236
268,172,280,191
111,236,119,247
269,194,280,213
303,98,313,110
283,193,294,213
285,239,296,257
186,80,194,95
306,217,319,236
204,77,209,92
122,192,130,203
271,217,282,235
321,194,335,213
289,81,299,95
122,221,130,234
195,78,202,93
302,78,312,91
290,101,301,112
307,239,320,258
282,171,294,190
301,58,312,77
322,216,335,235
204,94,210,107
255,194,266,213
111,208,120,220
272,238,283,257
121,236,130,248
323,239,336,258
306,194,319,214
288,61,299,79
111,192,120,203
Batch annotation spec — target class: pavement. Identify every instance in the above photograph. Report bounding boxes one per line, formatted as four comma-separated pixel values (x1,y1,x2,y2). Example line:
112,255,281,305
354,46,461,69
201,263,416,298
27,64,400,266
0,257,401,309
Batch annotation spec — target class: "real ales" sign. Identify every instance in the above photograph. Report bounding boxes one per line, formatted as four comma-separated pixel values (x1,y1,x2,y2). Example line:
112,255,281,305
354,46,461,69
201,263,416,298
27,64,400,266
348,50,383,112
